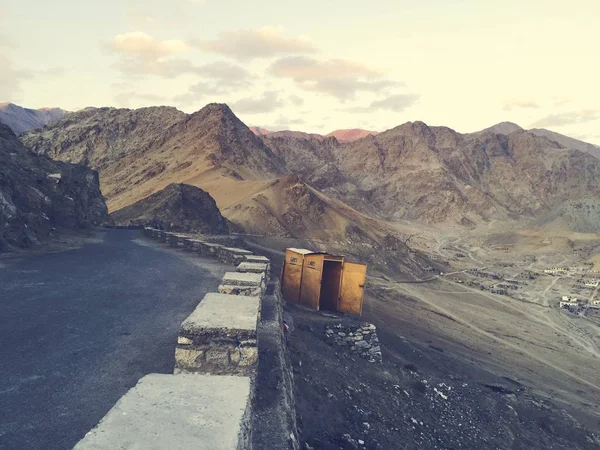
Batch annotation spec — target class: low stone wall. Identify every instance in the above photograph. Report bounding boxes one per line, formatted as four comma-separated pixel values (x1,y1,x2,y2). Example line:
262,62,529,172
75,228,298,449
174,293,260,376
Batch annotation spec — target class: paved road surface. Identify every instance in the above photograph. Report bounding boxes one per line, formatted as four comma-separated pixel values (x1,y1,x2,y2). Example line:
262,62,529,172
0,230,228,450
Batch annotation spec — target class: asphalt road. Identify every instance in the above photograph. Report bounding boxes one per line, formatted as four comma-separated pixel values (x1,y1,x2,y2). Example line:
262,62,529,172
0,230,228,450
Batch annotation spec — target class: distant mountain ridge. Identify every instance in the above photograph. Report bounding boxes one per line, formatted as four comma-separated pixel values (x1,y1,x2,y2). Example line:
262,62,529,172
0,102,68,134
249,126,378,142
326,129,379,141
21,104,600,237
474,121,600,159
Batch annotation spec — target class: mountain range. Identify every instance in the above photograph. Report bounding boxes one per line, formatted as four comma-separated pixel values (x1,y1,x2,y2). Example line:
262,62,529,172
0,103,68,134
18,103,600,244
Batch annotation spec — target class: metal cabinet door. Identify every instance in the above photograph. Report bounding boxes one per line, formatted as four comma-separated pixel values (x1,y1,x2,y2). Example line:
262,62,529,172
339,262,367,315
282,252,304,303
300,255,323,310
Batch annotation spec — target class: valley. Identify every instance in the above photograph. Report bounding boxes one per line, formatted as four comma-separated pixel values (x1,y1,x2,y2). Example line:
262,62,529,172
4,100,600,446
363,224,600,427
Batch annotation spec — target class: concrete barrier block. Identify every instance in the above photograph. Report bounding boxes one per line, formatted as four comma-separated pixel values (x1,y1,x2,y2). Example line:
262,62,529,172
236,262,269,275
222,271,264,287
218,284,263,297
73,373,252,450
175,293,260,376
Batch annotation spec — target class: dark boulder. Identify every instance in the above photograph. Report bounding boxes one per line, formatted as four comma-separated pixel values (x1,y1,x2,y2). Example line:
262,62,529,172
110,183,229,234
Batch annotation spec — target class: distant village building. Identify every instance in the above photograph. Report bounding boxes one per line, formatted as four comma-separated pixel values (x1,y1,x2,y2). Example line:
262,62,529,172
560,296,579,308
583,280,600,287
590,300,600,309
544,267,568,274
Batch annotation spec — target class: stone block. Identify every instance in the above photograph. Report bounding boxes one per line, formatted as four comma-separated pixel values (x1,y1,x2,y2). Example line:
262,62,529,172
73,373,253,450
218,284,262,297
222,271,264,287
175,293,260,376
236,262,269,274
244,255,270,264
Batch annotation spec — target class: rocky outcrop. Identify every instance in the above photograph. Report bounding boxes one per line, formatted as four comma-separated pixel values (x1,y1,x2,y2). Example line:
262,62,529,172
0,123,109,250
0,102,68,134
110,183,228,234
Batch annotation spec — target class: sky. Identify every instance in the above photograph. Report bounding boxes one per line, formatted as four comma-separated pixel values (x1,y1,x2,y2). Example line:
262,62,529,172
1,0,600,143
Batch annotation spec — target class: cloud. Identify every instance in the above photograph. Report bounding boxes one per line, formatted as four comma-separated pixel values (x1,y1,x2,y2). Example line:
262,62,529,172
0,54,33,101
107,31,188,76
231,91,283,114
530,110,600,128
171,61,254,106
503,100,540,111
193,26,317,61
344,94,420,113
289,95,304,106
110,31,187,57
114,91,167,108
107,32,254,89
172,80,239,106
369,94,420,112
270,56,379,79
269,56,398,100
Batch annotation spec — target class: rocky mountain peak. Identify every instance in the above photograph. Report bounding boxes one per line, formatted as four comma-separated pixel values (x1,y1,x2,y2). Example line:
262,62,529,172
480,121,524,135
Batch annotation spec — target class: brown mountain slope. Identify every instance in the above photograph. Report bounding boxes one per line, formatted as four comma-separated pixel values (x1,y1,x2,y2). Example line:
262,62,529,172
22,104,284,213
279,121,600,231
223,174,380,241
22,104,600,235
528,128,600,160
0,123,108,250
474,121,600,159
